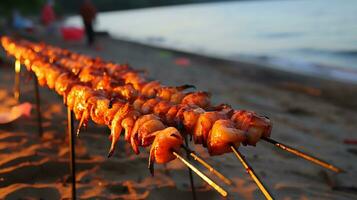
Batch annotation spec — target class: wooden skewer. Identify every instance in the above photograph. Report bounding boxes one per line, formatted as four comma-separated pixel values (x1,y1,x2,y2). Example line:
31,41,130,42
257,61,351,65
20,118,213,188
33,72,43,137
181,145,233,185
184,136,197,200
76,111,87,136
230,146,273,200
262,137,343,173
14,60,21,101
67,107,77,200
172,151,228,197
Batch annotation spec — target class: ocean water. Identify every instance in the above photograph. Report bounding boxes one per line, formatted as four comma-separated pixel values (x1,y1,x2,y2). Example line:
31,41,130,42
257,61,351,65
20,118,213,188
65,0,357,83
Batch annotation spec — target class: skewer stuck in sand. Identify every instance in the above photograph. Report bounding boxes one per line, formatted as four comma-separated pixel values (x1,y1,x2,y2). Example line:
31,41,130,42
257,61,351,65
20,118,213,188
231,145,273,200
14,60,21,101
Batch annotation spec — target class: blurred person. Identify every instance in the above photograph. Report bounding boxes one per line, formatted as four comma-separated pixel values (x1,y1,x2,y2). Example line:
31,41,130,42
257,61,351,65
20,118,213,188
80,0,97,46
41,0,56,33
12,10,33,31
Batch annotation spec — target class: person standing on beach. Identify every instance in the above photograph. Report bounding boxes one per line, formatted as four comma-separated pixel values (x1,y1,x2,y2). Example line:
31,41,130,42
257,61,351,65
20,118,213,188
41,0,56,34
80,0,97,46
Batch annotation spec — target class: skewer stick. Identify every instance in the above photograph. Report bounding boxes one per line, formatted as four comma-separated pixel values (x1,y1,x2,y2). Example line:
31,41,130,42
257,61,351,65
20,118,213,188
33,73,43,137
14,60,21,101
262,137,343,173
172,151,228,197
67,107,77,200
184,136,197,200
76,111,87,136
182,145,233,185
230,146,273,200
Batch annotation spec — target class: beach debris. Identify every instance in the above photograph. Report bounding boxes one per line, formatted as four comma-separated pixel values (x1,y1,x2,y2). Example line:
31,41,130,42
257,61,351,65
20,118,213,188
174,57,191,67
280,82,321,96
158,50,172,58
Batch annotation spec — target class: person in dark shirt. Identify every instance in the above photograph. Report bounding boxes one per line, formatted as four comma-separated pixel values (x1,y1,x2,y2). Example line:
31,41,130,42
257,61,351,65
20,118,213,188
80,0,97,46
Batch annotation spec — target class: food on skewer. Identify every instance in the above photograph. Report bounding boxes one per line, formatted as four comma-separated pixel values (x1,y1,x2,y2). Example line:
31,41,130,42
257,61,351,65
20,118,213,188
130,114,166,153
149,127,183,173
55,72,78,103
109,103,140,157
46,65,65,89
156,84,195,103
231,110,272,146
0,37,309,158
3,37,253,153
88,95,111,125
113,84,138,101
207,119,246,155
193,109,230,145
4,36,348,200
181,91,211,109
152,100,173,119
2,36,343,177
3,37,208,109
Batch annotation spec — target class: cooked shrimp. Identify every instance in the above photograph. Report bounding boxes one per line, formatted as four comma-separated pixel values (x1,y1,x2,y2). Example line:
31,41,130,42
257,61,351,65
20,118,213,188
46,65,63,89
141,81,161,98
113,84,138,101
193,111,228,145
207,120,246,156
130,114,163,153
132,96,147,111
55,72,78,103
89,96,110,125
109,103,139,157
66,85,89,110
181,107,205,133
182,91,211,108
153,101,172,119
231,110,272,146
149,127,183,174
104,100,126,127
141,98,159,114
156,84,194,102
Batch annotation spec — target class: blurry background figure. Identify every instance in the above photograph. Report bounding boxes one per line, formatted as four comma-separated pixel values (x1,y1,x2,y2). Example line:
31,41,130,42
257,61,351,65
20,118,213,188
41,0,56,34
80,0,97,46
12,10,33,31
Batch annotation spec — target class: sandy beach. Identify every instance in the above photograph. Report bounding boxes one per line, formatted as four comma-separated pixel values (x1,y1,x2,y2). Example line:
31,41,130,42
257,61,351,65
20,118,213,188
0,33,357,199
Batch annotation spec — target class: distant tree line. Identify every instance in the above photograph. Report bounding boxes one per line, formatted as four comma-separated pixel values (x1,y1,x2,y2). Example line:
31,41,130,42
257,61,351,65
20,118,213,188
0,0,63,17
0,0,45,16
0,0,238,17
61,0,237,14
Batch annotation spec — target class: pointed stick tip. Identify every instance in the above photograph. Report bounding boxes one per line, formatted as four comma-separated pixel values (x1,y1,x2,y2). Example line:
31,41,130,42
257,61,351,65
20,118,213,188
230,145,273,200
262,137,344,174
181,145,233,186
107,149,114,158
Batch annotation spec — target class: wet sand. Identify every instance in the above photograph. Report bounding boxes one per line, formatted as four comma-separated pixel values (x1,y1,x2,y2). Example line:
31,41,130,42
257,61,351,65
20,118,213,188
0,34,357,199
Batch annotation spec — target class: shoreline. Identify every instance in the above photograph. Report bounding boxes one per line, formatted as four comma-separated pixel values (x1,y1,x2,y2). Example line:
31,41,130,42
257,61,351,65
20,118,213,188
108,35,357,84
56,34,357,109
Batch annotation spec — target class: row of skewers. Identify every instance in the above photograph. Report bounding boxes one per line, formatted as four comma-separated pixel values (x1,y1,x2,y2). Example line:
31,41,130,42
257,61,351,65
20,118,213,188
1,36,343,199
